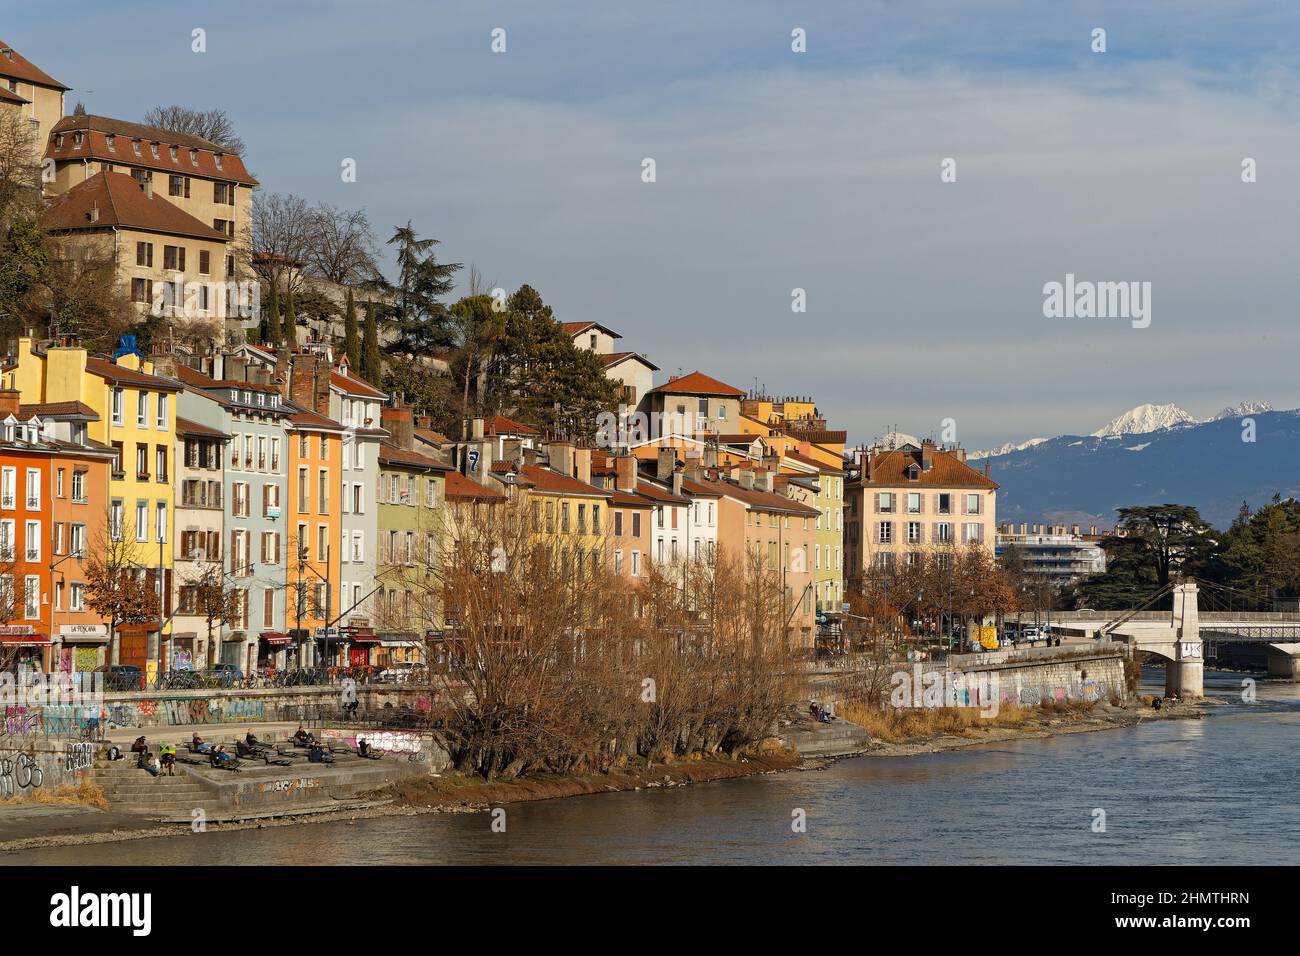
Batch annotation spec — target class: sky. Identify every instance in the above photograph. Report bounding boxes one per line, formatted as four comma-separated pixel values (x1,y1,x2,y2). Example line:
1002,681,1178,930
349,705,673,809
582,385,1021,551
10,1,1300,450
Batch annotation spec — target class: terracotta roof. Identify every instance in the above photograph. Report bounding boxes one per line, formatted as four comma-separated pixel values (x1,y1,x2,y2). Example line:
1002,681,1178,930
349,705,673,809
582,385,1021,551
0,86,29,105
857,447,998,490
485,414,539,436
648,371,745,398
444,470,505,500
414,428,448,447
630,481,690,505
562,321,621,339
18,401,97,420
47,115,257,185
611,490,652,508
681,475,818,515
792,429,847,445
0,41,69,90
330,370,385,399
785,449,846,474
85,357,183,392
287,408,344,431
519,464,610,499
600,351,660,372
378,442,449,471
41,171,230,242
176,417,230,439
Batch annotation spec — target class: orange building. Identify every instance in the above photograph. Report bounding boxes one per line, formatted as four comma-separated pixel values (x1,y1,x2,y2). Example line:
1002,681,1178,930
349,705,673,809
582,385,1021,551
0,392,115,673
285,408,344,665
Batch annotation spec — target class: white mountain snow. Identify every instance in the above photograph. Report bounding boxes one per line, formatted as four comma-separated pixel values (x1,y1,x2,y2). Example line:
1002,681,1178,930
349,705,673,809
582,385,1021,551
1210,401,1273,421
969,437,1048,460
1090,403,1197,438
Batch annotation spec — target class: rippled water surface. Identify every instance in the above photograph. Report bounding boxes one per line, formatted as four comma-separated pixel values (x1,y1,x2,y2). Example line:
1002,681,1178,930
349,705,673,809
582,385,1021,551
9,670,1299,865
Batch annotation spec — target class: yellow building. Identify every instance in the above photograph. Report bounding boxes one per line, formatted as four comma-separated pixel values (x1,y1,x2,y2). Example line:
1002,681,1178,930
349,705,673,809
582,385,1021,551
9,338,180,676
0,40,67,163
41,170,234,325
777,453,846,614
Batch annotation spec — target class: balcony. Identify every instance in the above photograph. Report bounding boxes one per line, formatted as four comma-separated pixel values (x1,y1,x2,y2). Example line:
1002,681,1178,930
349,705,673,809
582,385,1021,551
0,494,13,509
25,496,39,510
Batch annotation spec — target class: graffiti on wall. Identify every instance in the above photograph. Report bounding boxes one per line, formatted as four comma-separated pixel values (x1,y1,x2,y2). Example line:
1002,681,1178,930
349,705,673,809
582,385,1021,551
105,697,268,728
0,751,44,798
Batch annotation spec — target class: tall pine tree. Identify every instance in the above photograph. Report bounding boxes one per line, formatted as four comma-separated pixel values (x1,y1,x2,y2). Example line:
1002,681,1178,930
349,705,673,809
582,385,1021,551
362,299,381,383
264,281,281,346
284,284,298,348
343,286,359,365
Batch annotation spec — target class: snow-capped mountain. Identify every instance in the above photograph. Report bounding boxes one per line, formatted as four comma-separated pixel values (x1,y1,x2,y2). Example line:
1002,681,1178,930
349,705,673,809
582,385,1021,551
979,401,1300,529
969,437,1047,460
1210,401,1273,421
1090,403,1197,438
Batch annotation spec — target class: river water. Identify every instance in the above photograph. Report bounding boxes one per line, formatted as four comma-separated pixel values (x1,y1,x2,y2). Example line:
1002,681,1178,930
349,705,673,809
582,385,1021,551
8,669,1299,865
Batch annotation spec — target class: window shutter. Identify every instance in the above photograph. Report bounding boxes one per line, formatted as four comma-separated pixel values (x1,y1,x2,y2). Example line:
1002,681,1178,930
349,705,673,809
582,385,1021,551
262,484,269,517
274,533,281,563
230,531,237,573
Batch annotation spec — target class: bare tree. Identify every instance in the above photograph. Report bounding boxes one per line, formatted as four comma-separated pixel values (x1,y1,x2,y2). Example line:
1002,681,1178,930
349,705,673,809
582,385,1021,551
141,106,245,154
306,203,380,285
84,521,161,668
0,108,40,229
249,192,316,295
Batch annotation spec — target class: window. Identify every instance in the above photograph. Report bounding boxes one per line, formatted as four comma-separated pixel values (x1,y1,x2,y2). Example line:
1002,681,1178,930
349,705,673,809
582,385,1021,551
318,469,328,513
937,493,952,515
23,521,39,561
135,500,147,542
136,392,148,427
71,470,85,503
964,522,983,543
0,467,13,510
907,521,922,544
907,492,921,514
70,583,85,611
156,502,167,543
136,241,154,267
631,550,641,577
136,443,148,478
168,174,190,198
297,468,308,512
317,525,328,561
24,469,39,509
877,492,894,513
110,500,123,540
67,525,86,556
936,522,952,543
965,493,981,515
110,389,124,426
23,575,39,619
155,446,168,481
878,521,893,544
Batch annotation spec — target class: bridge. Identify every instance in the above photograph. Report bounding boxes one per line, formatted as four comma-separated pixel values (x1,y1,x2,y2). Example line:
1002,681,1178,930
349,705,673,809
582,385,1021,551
1006,581,1300,697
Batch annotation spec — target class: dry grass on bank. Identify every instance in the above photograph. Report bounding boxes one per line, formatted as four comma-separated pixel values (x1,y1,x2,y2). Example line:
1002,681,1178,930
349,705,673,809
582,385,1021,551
838,699,1097,744
0,783,108,810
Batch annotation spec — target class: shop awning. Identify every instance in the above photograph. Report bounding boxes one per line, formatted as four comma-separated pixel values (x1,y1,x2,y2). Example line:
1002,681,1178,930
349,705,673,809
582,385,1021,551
350,634,381,644
259,631,293,645
0,634,50,645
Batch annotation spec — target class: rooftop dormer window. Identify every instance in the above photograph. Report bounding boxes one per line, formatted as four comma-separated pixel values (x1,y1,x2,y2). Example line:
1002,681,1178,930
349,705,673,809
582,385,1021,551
908,465,919,481
189,148,198,166
150,143,160,159
214,154,223,170
105,134,115,151
169,146,178,162
54,133,64,149
73,131,83,149
132,139,142,156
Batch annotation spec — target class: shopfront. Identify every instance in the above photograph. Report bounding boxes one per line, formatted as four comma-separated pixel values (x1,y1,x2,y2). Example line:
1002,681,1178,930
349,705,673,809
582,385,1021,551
0,626,51,673
56,624,109,675
258,631,292,670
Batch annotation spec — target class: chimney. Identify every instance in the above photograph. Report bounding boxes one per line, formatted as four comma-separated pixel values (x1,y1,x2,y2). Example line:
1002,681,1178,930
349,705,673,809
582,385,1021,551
549,440,575,478
142,179,153,200
382,404,414,451
1020,522,1027,535
984,460,990,478
88,203,99,224
758,469,773,493
672,472,683,497
702,439,718,469
470,418,484,440
921,441,934,471
656,448,677,482
225,354,248,382
289,352,329,416
0,389,20,418
615,454,637,492
738,469,755,490
574,446,592,486
1071,524,1080,536
1090,525,1097,535
415,414,431,430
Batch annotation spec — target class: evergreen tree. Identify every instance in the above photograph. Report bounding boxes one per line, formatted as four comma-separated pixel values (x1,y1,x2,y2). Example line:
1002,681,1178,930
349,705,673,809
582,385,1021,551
343,286,360,365
362,299,381,383
264,282,281,346
284,283,298,348
384,221,460,352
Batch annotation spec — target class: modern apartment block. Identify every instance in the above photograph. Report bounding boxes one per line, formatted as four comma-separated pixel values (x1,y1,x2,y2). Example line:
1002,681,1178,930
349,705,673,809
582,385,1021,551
844,439,998,580
995,522,1107,583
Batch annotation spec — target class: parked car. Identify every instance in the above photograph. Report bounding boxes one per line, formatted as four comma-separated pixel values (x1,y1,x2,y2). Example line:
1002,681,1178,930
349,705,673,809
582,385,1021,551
1020,627,1042,643
93,664,144,691
209,663,244,686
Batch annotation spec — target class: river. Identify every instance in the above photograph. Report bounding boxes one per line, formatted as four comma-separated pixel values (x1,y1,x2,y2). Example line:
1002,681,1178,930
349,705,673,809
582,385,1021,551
8,669,1299,865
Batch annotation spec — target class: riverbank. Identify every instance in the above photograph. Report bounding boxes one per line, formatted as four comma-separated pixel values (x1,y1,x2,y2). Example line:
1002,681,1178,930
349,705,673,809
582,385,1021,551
0,698,1212,856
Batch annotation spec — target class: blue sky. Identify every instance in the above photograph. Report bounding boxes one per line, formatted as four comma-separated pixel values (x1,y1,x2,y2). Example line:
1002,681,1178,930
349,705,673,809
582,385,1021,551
10,2,1300,449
